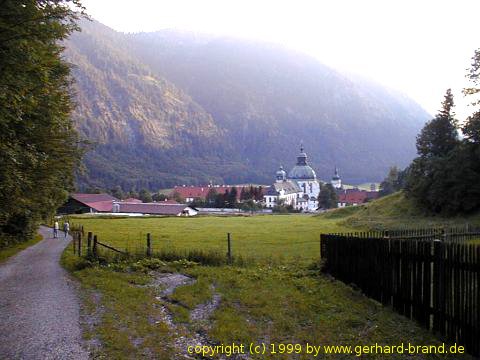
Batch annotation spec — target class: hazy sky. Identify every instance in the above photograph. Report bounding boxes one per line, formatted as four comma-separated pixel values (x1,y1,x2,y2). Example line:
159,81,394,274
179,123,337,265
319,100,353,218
81,0,479,119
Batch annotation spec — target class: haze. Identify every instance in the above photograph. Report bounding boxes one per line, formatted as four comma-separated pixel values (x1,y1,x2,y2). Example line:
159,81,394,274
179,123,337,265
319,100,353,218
81,0,480,120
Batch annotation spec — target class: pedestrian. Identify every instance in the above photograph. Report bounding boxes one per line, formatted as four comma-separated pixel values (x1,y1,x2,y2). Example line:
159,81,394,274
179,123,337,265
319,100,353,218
63,221,70,238
53,221,59,238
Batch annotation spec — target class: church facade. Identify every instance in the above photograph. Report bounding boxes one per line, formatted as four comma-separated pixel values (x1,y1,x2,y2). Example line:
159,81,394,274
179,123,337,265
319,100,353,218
264,146,320,212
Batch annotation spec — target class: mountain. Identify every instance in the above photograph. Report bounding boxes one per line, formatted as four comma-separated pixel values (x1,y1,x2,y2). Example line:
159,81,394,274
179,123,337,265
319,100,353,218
65,20,430,190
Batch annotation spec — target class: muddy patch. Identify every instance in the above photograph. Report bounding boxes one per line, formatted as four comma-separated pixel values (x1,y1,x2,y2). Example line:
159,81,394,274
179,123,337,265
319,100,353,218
148,272,249,360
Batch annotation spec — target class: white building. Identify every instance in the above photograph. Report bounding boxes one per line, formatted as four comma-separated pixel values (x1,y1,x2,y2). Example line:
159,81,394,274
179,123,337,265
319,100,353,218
264,146,320,212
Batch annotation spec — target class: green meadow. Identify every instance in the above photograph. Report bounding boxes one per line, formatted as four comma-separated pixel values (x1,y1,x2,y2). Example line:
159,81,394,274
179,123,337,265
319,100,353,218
68,214,350,262
61,201,479,359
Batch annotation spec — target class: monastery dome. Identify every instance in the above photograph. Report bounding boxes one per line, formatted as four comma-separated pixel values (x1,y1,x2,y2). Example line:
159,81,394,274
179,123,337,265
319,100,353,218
288,145,317,180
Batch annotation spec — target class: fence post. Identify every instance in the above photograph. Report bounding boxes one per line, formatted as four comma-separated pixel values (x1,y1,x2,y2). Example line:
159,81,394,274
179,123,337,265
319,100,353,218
87,232,92,256
72,233,76,254
81,225,84,236
93,235,98,258
227,233,232,264
146,233,151,257
78,232,82,257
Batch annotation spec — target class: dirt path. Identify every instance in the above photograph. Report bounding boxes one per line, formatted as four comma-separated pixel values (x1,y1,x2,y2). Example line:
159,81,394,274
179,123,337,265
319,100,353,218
0,226,89,359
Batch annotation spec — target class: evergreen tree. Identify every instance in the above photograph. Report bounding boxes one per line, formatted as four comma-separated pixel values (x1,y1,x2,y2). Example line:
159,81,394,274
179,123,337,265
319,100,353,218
0,1,85,246
318,183,338,209
228,187,238,207
416,89,458,158
111,186,124,200
404,89,460,213
138,189,152,203
379,166,403,197
206,188,217,206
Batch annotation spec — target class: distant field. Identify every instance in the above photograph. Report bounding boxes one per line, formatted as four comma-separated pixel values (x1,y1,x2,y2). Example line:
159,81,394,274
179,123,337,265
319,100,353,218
68,214,351,261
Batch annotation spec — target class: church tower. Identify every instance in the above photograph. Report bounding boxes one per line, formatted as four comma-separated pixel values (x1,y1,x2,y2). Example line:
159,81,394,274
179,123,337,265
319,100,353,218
331,167,342,189
275,166,286,182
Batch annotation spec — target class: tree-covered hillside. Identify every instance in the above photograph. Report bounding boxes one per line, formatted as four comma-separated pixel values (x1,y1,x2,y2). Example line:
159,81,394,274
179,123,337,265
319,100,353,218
66,20,431,190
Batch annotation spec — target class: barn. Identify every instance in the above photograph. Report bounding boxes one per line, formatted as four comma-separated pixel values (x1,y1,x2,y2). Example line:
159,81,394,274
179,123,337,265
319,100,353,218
57,193,118,214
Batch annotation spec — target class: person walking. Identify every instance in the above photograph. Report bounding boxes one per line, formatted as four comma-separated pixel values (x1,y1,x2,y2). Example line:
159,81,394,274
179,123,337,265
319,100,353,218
53,221,59,238
63,221,70,238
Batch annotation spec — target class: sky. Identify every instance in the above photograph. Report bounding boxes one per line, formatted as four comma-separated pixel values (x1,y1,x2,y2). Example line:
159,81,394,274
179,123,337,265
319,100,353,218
81,0,479,120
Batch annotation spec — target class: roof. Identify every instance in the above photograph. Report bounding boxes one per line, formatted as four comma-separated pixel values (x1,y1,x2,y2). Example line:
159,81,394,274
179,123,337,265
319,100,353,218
272,181,301,195
115,202,193,215
337,189,379,204
70,193,118,212
71,193,117,203
288,165,317,180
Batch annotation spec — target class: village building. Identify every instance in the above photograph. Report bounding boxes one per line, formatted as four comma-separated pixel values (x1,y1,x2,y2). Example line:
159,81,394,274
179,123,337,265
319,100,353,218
58,193,193,216
112,202,197,216
336,188,379,207
264,146,320,212
57,193,118,214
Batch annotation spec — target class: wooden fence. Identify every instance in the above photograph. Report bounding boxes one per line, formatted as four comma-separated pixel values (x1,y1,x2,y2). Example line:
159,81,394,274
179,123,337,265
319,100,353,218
321,233,480,357
327,225,480,242
69,229,235,265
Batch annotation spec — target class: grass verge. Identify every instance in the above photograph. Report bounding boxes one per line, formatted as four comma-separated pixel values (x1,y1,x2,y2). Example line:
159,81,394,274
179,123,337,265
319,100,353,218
62,245,472,359
0,234,43,264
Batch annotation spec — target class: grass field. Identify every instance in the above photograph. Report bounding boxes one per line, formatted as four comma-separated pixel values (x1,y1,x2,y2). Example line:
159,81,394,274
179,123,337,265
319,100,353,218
63,251,469,359
62,197,479,358
68,214,352,262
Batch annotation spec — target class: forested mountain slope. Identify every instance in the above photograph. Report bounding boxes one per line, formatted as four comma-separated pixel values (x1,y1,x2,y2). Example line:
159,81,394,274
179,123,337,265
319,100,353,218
66,20,430,189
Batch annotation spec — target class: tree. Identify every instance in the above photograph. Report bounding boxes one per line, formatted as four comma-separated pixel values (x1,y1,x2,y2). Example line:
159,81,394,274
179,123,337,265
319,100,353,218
172,191,185,203
318,183,338,209
152,192,167,202
404,89,461,213
0,1,85,246
227,187,238,208
206,188,218,206
138,189,152,203
110,186,124,200
416,89,458,158
379,166,406,197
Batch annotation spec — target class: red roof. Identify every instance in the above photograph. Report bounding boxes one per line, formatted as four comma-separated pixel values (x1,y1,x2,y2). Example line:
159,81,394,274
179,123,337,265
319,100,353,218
115,202,192,215
71,193,118,212
338,189,367,205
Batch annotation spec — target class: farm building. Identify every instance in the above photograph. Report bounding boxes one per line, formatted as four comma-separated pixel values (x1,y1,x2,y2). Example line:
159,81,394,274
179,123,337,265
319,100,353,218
337,189,379,207
112,202,197,216
57,193,118,214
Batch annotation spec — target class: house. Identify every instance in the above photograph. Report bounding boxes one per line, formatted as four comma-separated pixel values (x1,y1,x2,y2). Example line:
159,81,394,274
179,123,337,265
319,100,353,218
57,193,118,214
337,189,379,207
112,202,197,216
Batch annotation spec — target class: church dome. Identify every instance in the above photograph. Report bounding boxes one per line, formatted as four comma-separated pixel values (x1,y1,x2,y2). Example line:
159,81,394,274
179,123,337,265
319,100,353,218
288,145,317,180
288,165,317,180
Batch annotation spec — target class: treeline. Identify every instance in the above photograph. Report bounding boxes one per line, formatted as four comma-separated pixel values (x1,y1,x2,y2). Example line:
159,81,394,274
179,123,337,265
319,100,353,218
185,186,264,210
380,49,480,215
0,1,85,247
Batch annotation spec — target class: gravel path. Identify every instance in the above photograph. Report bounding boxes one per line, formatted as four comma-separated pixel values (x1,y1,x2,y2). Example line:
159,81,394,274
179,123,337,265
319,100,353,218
0,226,89,360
